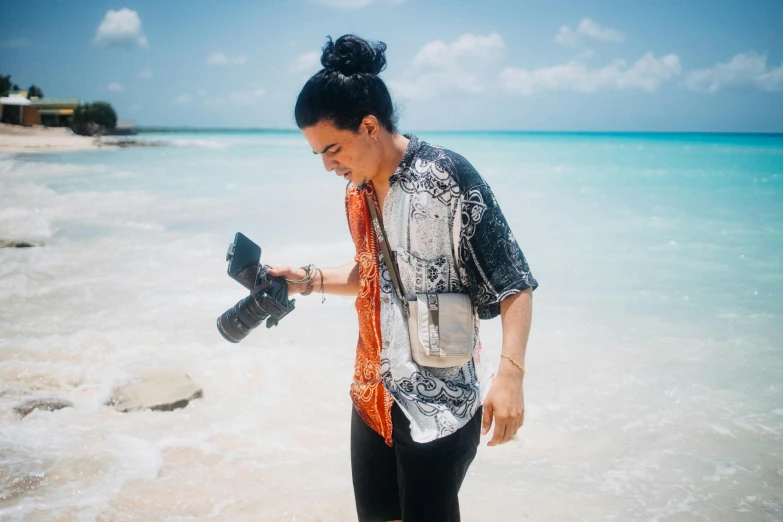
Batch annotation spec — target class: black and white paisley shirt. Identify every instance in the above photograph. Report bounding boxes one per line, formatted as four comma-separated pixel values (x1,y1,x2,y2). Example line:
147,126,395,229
376,134,538,442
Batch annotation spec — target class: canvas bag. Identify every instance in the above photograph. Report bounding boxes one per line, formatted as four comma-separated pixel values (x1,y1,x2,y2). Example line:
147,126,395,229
365,191,475,368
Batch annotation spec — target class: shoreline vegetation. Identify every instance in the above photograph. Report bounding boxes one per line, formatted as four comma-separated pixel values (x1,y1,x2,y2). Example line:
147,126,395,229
0,123,155,153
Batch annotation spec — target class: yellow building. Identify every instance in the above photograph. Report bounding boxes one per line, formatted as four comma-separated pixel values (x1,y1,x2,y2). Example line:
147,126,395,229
31,97,81,126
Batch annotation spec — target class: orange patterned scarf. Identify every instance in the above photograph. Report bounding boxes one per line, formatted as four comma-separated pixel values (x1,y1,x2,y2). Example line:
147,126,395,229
345,182,394,446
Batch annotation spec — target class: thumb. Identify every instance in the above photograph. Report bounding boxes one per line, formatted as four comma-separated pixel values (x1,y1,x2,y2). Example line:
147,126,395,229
266,266,289,277
481,401,493,436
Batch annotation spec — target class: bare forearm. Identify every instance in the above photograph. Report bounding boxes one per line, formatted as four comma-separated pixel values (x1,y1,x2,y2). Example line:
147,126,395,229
319,262,361,296
267,261,360,297
498,288,533,382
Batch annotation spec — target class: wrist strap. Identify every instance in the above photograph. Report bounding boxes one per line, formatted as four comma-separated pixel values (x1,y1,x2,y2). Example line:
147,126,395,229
364,189,409,317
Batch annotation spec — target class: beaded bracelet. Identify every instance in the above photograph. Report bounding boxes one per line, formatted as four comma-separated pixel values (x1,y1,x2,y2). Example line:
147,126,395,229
501,353,525,373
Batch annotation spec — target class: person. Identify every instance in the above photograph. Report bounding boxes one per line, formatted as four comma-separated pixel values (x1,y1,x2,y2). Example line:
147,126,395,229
268,34,538,522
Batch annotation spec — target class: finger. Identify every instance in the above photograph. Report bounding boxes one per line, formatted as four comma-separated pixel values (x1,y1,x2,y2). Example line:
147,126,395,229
500,420,515,444
481,402,493,436
488,420,507,446
266,266,289,276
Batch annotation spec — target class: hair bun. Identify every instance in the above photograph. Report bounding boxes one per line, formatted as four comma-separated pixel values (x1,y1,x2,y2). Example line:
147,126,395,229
321,34,387,76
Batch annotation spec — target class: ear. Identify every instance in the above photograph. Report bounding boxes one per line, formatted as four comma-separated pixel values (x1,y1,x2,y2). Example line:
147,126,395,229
360,115,380,140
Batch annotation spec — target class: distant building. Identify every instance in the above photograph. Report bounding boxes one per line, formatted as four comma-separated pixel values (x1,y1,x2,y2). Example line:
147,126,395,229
0,90,80,127
0,91,32,125
32,97,81,127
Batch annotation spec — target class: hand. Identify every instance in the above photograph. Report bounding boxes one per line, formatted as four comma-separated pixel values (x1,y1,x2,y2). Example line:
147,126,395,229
266,266,311,295
481,374,525,446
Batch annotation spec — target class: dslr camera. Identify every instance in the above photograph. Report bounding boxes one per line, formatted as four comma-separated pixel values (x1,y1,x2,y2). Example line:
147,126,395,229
216,233,296,343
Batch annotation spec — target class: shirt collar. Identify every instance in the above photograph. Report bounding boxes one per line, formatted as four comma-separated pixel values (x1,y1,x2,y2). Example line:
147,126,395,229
389,134,420,187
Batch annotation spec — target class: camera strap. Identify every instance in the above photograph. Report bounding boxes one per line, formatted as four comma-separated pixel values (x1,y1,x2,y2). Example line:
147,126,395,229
364,190,409,318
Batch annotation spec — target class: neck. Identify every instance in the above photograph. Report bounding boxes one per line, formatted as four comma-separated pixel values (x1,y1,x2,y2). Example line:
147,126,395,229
370,132,409,201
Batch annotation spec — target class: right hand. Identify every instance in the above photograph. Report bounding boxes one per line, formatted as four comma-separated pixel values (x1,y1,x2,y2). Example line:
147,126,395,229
266,266,311,295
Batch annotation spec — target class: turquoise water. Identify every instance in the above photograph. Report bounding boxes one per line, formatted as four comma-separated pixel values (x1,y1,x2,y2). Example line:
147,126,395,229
1,131,781,520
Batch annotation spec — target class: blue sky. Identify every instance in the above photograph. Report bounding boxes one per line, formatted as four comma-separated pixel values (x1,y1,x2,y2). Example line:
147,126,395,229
1,0,782,132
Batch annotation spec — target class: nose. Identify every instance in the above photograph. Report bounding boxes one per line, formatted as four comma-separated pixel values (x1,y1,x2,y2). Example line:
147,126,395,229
322,156,338,172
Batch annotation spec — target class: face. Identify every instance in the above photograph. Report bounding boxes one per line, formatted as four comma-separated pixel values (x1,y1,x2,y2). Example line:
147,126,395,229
302,118,380,187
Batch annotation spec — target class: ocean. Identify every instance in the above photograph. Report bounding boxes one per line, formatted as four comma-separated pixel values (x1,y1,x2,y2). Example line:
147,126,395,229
1,131,781,520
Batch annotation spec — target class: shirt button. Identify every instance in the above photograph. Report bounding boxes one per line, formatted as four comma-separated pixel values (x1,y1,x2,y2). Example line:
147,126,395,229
383,340,390,348
382,295,390,304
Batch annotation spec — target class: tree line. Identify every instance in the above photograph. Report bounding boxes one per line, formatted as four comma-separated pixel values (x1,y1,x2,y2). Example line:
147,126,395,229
1,74,43,99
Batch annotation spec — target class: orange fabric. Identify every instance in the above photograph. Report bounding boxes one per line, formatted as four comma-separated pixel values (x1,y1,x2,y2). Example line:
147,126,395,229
345,182,394,445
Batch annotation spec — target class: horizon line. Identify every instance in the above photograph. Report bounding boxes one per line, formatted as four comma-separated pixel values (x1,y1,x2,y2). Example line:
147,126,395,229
134,126,783,136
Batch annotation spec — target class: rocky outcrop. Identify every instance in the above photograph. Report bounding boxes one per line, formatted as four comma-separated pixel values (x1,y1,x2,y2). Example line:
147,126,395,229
14,398,73,418
108,371,203,412
0,240,41,248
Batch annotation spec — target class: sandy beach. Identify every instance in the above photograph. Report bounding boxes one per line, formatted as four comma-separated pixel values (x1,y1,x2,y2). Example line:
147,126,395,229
0,123,107,153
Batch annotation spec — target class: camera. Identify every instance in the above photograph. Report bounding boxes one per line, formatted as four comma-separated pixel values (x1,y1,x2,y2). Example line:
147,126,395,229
216,233,296,343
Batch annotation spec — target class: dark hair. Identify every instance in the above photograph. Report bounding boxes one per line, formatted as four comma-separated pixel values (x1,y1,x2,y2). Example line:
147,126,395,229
295,35,397,133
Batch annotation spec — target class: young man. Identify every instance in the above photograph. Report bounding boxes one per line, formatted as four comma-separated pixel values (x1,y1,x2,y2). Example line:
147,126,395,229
269,35,537,522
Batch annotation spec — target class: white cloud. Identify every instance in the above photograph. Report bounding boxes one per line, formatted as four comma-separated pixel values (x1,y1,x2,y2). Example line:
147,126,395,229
172,89,265,108
289,51,321,74
108,82,124,92
171,94,192,106
137,69,153,79
501,52,681,95
207,52,228,65
93,8,149,49
390,33,505,99
555,18,625,47
207,51,247,66
685,52,783,93
230,89,266,103
204,89,266,106
411,33,504,70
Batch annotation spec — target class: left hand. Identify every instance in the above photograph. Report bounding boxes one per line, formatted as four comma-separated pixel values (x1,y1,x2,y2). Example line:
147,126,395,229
482,374,525,446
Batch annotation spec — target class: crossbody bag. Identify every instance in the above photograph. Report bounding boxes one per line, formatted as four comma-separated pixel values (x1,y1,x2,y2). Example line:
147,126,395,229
364,191,475,368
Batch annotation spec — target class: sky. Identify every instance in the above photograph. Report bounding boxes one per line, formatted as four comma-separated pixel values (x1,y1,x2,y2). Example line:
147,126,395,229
1,0,782,132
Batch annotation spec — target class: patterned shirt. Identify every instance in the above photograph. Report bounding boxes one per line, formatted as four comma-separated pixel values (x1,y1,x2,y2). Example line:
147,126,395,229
345,134,538,444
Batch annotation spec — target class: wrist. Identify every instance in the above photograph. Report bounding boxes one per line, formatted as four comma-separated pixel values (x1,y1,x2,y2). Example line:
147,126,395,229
498,354,525,382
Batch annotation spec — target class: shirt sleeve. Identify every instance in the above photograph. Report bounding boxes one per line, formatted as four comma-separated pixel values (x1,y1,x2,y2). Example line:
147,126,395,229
457,181,538,320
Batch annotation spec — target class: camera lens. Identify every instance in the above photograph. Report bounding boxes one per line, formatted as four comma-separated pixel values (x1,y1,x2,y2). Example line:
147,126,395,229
216,294,268,343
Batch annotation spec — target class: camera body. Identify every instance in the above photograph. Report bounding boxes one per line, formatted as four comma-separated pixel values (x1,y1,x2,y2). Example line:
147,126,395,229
216,233,296,343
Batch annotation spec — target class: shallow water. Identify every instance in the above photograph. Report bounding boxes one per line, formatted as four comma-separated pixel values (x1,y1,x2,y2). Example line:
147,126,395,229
1,131,782,521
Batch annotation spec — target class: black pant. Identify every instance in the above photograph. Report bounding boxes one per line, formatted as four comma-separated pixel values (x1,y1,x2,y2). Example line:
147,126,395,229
350,402,482,522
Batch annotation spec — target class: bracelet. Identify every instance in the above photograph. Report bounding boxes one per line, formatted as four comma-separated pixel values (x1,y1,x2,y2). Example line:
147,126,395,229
301,264,316,296
317,268,326,304
500,353,525,373
286,264,318,295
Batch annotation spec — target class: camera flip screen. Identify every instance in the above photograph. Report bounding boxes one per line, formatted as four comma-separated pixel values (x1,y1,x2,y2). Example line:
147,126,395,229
227,232,261,290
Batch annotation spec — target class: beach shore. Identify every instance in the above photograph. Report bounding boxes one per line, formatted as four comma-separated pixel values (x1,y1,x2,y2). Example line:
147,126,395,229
0,123,112,153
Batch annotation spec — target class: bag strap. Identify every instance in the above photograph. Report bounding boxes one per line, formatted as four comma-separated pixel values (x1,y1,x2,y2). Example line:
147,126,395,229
364,190,409,317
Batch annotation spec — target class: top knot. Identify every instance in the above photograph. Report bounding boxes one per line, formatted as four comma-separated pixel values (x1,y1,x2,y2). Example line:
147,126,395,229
321,34,387,76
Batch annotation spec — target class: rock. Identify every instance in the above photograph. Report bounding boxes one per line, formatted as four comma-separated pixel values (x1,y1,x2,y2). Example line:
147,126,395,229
14,398,73,418
0,240,41,248
109,371,203,413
